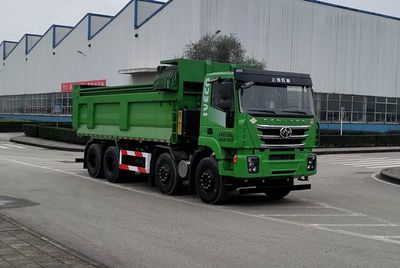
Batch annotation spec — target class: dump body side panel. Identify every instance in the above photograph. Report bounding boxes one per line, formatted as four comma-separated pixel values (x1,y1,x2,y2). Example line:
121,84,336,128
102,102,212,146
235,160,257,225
73,86,177,142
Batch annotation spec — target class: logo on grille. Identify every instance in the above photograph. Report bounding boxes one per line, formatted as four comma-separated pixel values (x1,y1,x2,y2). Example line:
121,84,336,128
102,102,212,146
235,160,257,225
280,127,293,139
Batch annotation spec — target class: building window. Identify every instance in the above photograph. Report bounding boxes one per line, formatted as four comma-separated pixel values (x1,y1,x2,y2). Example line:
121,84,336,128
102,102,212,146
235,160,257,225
0,92,73,116
326,94,340,122
374,97,387,123
352,96,365,122
314,93,400,124
387,98,397,123
340,95,352,122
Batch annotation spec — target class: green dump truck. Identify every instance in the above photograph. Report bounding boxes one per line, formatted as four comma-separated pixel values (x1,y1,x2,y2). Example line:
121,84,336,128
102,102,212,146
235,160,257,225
73,59,318,204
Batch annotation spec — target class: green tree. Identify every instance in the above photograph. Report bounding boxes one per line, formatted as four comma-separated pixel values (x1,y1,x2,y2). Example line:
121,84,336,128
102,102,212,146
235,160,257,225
184,33,265,69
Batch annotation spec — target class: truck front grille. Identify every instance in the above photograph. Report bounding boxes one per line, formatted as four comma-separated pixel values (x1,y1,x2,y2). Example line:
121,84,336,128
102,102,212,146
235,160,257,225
256,124,310,149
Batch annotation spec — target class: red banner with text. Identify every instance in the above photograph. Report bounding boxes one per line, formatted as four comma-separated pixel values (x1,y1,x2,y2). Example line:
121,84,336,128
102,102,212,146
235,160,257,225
61,79,107,93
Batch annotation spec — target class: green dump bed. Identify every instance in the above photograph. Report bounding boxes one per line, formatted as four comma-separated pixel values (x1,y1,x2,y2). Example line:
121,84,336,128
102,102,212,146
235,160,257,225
73,85,177,143
72,59,247,143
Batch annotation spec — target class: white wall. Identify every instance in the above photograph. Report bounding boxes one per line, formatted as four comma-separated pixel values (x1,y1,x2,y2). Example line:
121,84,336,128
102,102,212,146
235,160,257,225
1,37,27,95
0,43,3,75
132,0,400,97
1,0,400,99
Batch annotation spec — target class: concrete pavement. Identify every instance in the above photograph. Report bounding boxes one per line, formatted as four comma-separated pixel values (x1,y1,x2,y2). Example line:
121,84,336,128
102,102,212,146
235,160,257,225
1,133,400,267
0,135,105,267
10,135,84,152
0,136,399,267
0,205,104,267
0,133,24,142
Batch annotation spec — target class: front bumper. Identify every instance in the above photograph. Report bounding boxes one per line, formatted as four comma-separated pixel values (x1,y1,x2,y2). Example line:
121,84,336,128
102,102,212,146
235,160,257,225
220,149,317,179
238,184,311,194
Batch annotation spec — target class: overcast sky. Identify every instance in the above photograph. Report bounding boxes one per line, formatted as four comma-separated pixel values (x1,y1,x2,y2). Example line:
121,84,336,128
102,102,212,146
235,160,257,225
1,0,400,42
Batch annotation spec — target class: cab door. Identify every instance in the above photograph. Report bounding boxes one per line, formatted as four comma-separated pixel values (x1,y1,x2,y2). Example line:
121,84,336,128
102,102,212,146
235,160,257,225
199,78,236,149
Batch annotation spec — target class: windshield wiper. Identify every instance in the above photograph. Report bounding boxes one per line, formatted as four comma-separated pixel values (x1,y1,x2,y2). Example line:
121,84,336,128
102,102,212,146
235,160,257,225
246,109,277,115
281,110,308,115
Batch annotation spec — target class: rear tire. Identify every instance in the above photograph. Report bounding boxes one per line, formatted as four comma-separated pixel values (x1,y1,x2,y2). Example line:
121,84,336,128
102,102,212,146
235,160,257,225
195,157,227,205
265,190,290,200
154,153,181,195
86,143,103,178
103,146,123,183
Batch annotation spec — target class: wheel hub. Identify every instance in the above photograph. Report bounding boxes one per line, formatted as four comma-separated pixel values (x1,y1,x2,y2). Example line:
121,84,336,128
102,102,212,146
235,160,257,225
200,170,215,193
159,165,170,184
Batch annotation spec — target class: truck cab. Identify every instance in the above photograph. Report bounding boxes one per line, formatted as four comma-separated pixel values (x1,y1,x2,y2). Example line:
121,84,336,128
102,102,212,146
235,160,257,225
194,68,317,203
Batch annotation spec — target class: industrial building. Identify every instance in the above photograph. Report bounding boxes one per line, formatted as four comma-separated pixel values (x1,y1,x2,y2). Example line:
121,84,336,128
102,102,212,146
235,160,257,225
1,0,400,131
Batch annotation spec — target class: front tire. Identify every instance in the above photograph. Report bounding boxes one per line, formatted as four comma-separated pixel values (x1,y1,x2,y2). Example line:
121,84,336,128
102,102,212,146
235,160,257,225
195,157,227,205
86,143,103,178
154,153,181,195
103,146,123,183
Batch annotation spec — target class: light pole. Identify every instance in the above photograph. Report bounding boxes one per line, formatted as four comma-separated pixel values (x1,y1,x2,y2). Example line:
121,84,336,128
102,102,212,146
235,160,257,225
340,106,345,136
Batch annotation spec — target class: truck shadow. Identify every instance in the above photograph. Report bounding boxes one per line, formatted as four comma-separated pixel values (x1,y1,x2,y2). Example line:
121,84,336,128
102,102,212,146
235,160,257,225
114,176,306,206
118,174,149,184
226,193,303,207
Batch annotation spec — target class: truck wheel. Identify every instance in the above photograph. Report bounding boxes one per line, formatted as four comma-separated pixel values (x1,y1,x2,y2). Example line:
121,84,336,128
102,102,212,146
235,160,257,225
154,153,181,195
195,157,227,205
265,190,290,200
103,146,123,183
86,143,103,178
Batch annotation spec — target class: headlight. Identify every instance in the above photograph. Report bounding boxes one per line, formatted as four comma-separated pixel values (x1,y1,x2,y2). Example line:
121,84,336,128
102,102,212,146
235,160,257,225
307,154,317,171
247,156,260,174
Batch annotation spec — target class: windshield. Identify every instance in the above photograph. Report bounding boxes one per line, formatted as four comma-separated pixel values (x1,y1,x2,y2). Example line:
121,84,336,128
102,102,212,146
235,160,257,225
239,84,315,117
